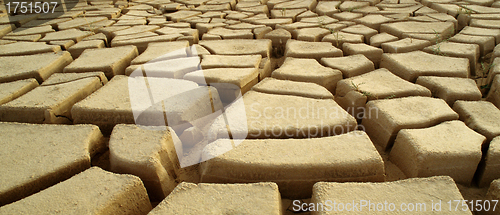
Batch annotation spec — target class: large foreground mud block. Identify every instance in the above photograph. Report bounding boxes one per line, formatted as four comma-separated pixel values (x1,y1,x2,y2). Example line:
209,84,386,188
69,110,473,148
148,182,282,215
311,176,471,215
200,131,384,199
0,123,105,206
0,167,152,215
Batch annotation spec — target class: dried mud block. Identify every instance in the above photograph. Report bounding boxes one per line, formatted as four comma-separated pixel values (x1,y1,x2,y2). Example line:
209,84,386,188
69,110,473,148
40,29,94,43
111,34,184,53
390,120,485,185
49,40,75,50
487,75,500,109
342,43,383,67
354,14,394,32
208,91,357,140
63,46,138,79
370,32,399,47
166,10,203,22
423,42,480,75
315,1,340,16
0,72,107,124
67,40,105,59
72,76,214,134
0,42,61,56
0,24,15,37
284,39,343,60
207,27,253,39
0,51,73,83
494,44,500,59
201,55,262,69
109,124,182,200
380,51,469,82
381,38,432,53
57,17,108,31
340,24,378,44
130,41,190,65
294,27,331,42
2,34,42,42
477,137,500,187
322,31,364,49
127,57,201,78
380,21,455,39
448,34,495,57
336,69,431,120
311,176,471,215
488,58,500,86
0,167,152,214
184,67,258,101
460,26,500,46
453,101,500,142
0,79,38,105
0,123,105,206
485,179,500,214
264,28,292,53
148,182,281,215
416,76,482,106
362,96,459,150
321,54,375,78
271,57,342,93
200,131,384,199
251,77,334,99
200,39,271,57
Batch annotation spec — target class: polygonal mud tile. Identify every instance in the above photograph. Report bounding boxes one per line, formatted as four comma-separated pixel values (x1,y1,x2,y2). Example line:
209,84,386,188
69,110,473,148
273,0,317,10
470,19,500,30
111,34,184,53
264,28,292,52
67,40,105,59
0,41,61,56
354,14,394,31
340,24,378,43
284,39,343,60
57,17,108,31
335,68,431,119
342,43,383,67
381,38,432,53
271,57,342,92
423,42,480,75
63,46,139,79
72,75,217,134
294,27,331,42
339,1,370,11
477,137,500,187
130,41,190,65
321,54,374,78
40,29,94,43
0,72,107,124
200,131,384,199
6,25,54,37
253,26,273,39
200,39,272,57
416,76,482,106
109,124,182,201
166,10,203,22
270,8,307,21
380,21,455,39
2,34,42,42
0,167,152,214
448,33,495,57
201,55,262,69
460,26,500,45
111,32,158,44
486,75,500,109
380,51,469,82
311,176,471,215
148,182,281,215
0,24,15,37
370,32,399,47
0,79,38,105
453,100,500,142
207,27,253,39
0,123,105,206
390,120,485,185
331,12,364,21
362,96,459,150
315,1,341,16
322,31,364,48
251,77,334,99
207,91,357,140
0,51,73,83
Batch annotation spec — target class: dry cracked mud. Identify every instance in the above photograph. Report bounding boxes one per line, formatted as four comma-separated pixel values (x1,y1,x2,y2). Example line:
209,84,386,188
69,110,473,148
1,0,500,214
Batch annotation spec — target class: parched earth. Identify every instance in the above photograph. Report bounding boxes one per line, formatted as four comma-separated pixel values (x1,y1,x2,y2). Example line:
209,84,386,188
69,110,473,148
1,0,500,214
